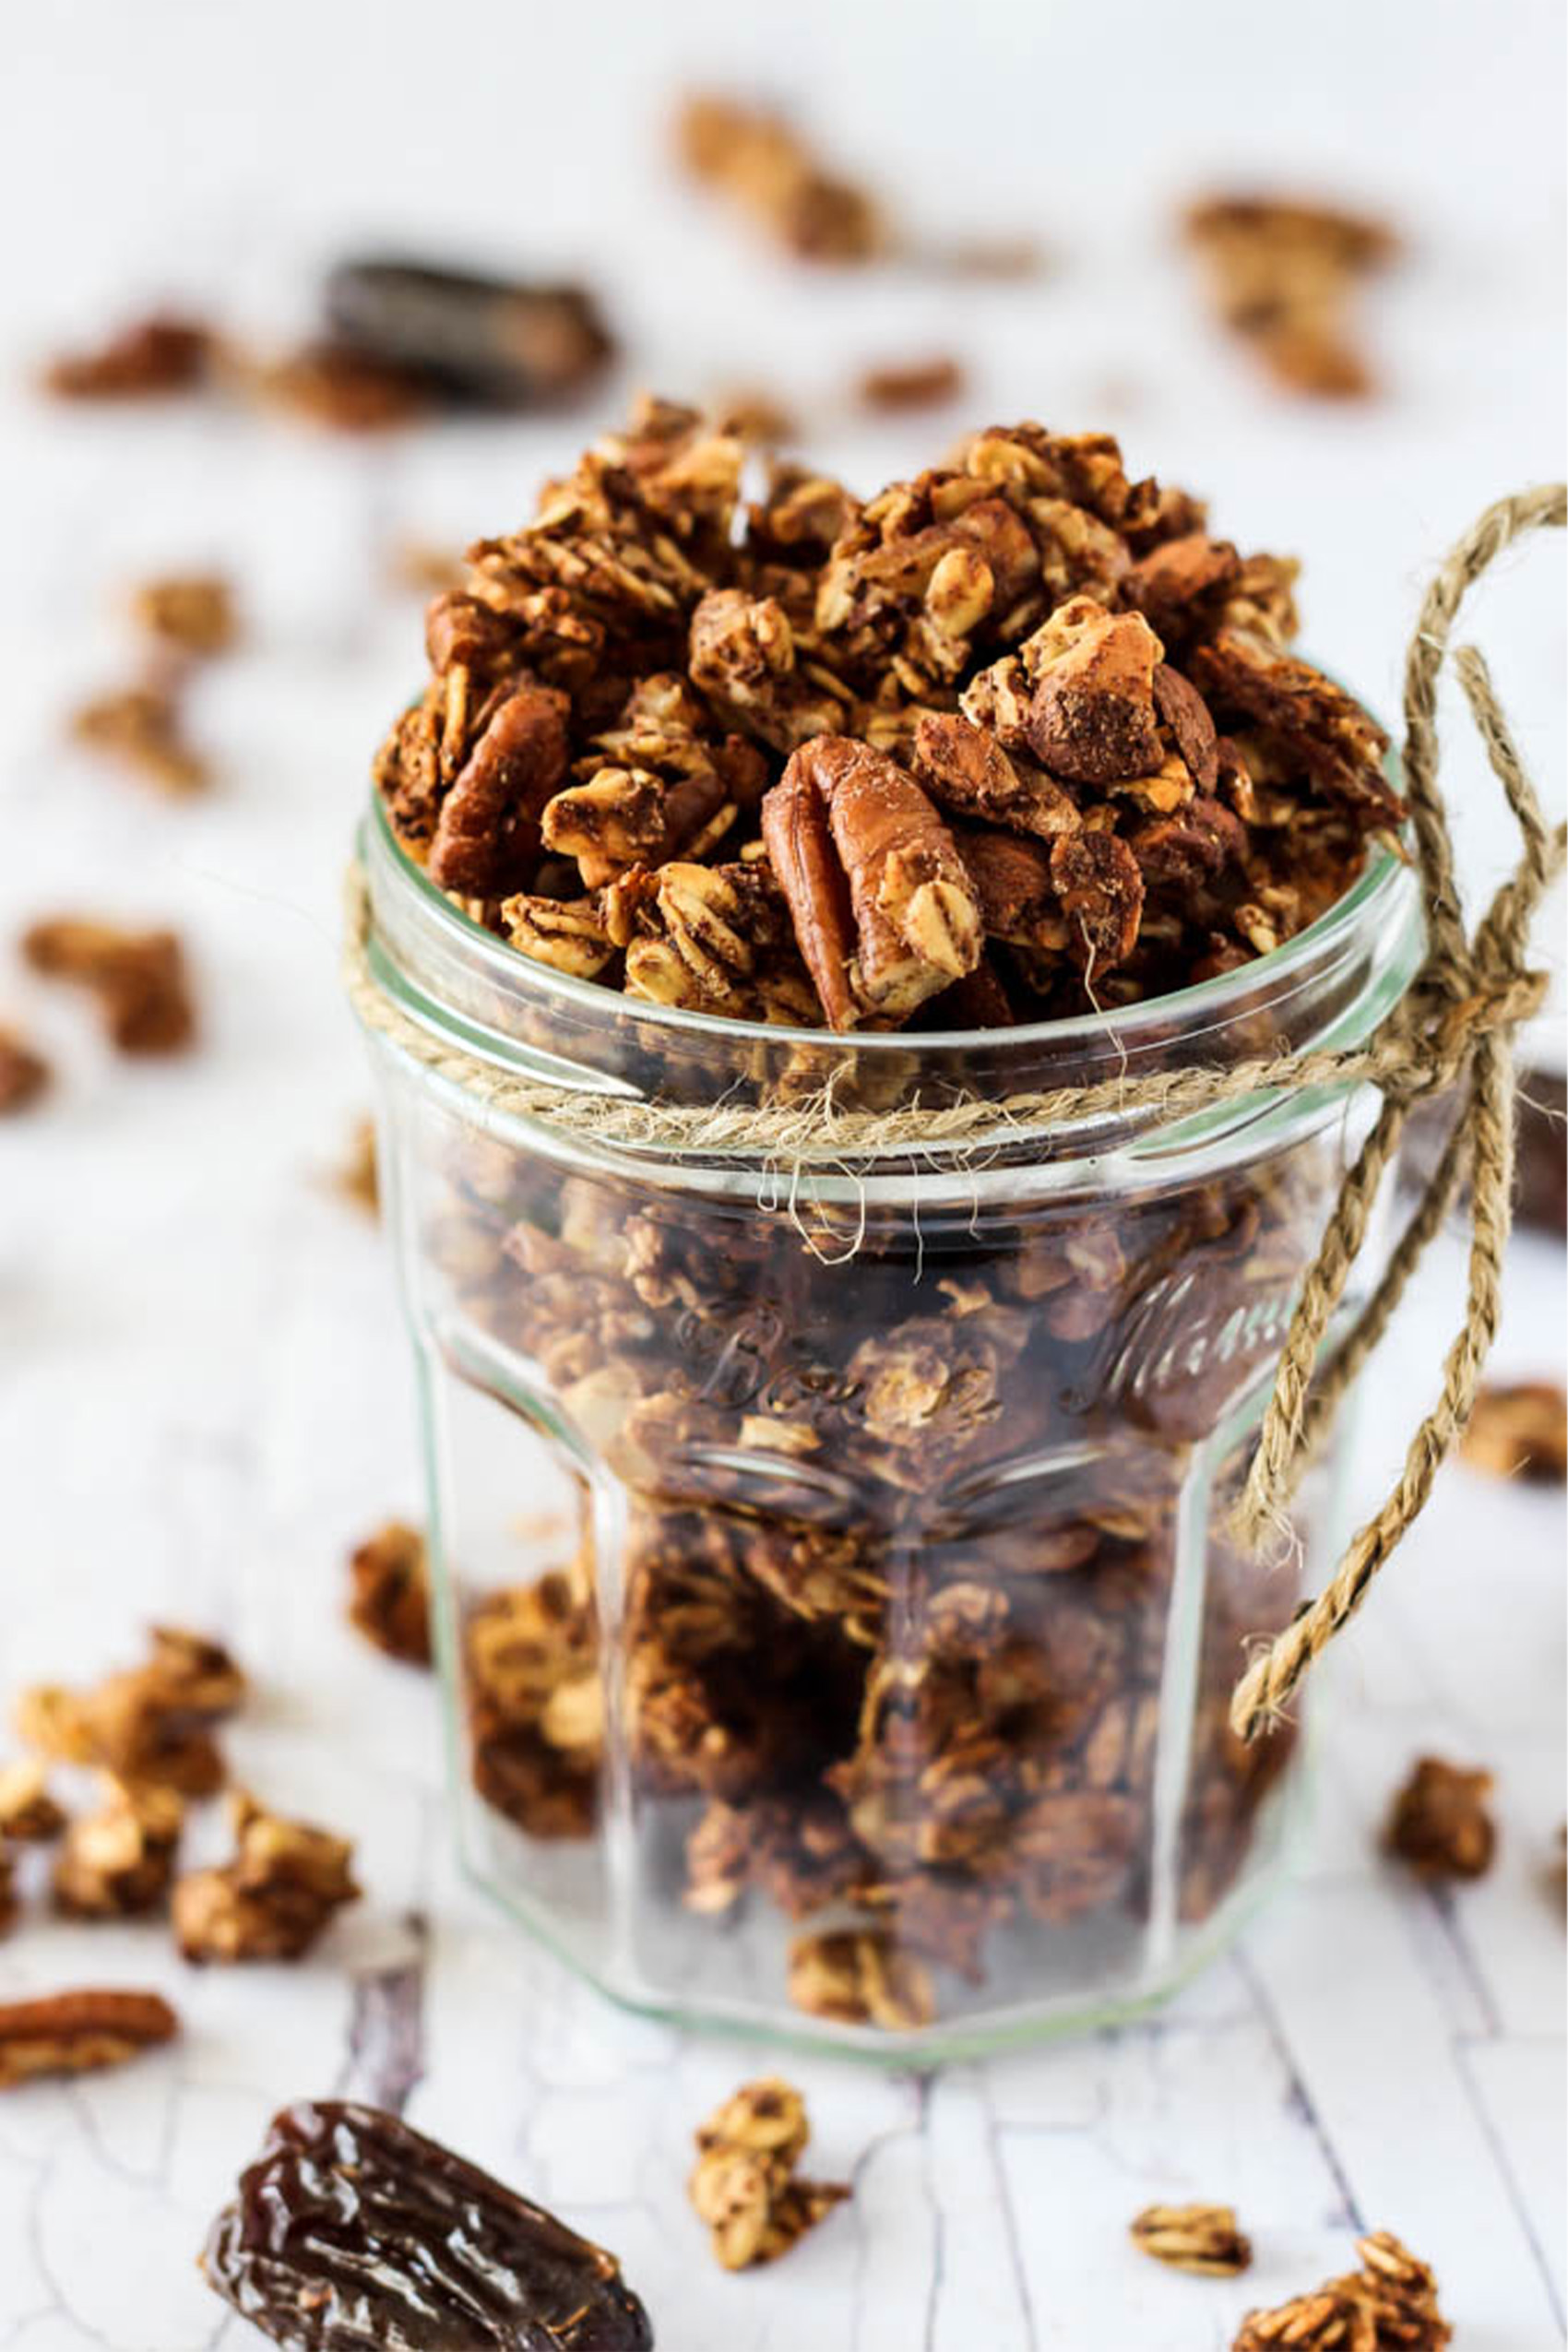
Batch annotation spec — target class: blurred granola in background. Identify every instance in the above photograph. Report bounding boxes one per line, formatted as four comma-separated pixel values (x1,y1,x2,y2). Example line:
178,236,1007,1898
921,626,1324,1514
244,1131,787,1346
1182,194,1401,397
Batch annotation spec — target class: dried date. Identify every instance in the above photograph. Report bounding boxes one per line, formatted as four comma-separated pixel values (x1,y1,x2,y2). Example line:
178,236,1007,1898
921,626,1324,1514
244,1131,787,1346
325,258,613,409
202,2099,653,2350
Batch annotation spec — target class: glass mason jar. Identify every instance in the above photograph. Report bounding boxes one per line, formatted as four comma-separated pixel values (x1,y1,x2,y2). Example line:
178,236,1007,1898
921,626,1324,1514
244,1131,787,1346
355,793,1422,2058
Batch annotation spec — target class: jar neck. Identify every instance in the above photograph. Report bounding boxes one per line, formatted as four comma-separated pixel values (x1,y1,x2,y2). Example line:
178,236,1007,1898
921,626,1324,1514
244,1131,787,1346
358,799,1423,1182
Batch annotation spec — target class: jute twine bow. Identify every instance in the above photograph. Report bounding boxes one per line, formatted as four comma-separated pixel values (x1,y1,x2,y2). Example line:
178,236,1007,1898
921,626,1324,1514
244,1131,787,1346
346,484,1565,1742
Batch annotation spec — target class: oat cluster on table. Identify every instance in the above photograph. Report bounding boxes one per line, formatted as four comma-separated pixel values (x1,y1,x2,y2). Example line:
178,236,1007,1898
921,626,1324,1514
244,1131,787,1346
1183,195,1400,398
688,2076,849,2269
1384,1756,1497,1883
374,399,1401,1032
1232,2228,1450,2350
1,1622,362,2067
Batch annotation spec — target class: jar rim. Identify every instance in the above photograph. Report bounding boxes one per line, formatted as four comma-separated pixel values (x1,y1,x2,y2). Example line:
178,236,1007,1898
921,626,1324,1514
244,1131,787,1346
365,768,1413,1061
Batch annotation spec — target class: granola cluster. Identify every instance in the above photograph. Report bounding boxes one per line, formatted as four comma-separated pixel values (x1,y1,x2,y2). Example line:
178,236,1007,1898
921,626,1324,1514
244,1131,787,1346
687,2077,849,2269
1183,196,1400,399
431,1122,1316,2016
6,1625,360,1968
374,402,1400,1029
1232,2229,1450,2351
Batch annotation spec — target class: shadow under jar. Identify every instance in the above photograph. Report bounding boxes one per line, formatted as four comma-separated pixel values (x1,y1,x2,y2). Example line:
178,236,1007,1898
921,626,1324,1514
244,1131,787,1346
356,793,1422,2060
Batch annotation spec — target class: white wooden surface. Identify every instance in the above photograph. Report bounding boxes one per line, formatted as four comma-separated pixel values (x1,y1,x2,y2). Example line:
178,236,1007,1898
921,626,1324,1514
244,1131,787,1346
1,4,1563,2344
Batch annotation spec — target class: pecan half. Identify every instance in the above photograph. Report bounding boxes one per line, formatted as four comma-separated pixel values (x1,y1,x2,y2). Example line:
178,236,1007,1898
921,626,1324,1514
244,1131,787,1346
0,1989,178,2088
765,736,981,1028
428,683,571,894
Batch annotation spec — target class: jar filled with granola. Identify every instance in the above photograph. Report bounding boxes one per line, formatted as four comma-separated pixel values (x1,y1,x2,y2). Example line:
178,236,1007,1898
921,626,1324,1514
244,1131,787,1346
354,404,1422,2052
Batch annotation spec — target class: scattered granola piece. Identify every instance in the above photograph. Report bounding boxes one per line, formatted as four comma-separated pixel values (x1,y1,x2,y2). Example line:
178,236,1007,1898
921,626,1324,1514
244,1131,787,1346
42,313,213,400
347,1520,433,1667
20,917,196,1053
0,1849,14,1936
786,1926,936,2030
17,1623,244,1794
53,1777,184,1918
385,539,465,595
324,258,613,408
1183,194,1399,399
675,92,886,264
1233,2229,1450,2351
0,1758,66,1843
1131,2202,1252,2276
172,1788,360,1963
252,340,432,432
0,1989,179,2088
854,355,967,413
1385,1757,1496,1882
0,1027,50,1114
1460,1380,1567,1483
331,1115,379,1217
712,386,800,446
67,682,209,795
128,572,238,658
689,2077,849,2269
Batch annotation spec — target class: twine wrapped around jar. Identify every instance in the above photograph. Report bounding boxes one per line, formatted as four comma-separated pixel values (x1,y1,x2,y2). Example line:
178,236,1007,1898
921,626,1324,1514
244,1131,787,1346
346,484,1565,1741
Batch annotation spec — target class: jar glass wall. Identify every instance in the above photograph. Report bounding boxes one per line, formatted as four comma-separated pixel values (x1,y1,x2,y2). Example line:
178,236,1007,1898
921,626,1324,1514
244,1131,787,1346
358,797,1422,2058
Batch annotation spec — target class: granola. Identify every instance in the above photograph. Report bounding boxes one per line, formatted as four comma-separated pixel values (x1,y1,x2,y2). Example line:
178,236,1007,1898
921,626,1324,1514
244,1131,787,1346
1385,1757,1496,1882
172,1788,360,1962
1131,2202,1253,2276
0,1758,66,1843
53,1777,184,1918
67,682,209,795
347,1520,433,1666
1233,2230,1450,2351
674,94,885,263
17,1623,244,1796
129,572,239,658
1460,1380,1567,1483
42,313,213,400
0,1028,50,1114
21,918,196,1053
1183,195,1399,399
689,2078,849,2269
374,404,1398,1029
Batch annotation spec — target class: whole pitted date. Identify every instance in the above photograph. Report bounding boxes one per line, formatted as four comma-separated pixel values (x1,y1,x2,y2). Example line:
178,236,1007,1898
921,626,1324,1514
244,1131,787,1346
203,2100,653,2351
324,259,613,409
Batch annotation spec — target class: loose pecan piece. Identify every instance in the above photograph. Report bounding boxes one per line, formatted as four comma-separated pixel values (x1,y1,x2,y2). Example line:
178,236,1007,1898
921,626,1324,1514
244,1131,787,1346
1460,1380,1567,1483
764,735,981,1028
689,2076,849,2270
0,1989,178,2088
854,354,967,412
1131,2201,1252,2276
1385,1757,1496,1881
428,683,571,894
347,1520,433,1666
